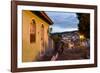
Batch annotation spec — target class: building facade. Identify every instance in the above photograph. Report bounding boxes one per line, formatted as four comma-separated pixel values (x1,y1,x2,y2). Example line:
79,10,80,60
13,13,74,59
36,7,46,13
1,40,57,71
22,10,53,62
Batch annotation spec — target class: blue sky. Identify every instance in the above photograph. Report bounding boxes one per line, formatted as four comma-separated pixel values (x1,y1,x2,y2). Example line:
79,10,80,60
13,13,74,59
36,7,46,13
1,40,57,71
46,11,79,33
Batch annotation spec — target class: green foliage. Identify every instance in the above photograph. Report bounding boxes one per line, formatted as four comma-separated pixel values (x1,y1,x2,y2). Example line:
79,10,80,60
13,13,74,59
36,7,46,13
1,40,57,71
77,13,90,38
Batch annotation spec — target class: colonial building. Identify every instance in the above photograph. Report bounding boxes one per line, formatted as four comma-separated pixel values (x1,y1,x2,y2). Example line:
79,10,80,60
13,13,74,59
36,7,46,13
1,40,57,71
22,10,53,62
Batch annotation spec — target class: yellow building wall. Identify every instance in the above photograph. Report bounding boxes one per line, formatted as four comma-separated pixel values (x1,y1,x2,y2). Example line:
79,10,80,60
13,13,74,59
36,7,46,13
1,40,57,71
22,10,49,62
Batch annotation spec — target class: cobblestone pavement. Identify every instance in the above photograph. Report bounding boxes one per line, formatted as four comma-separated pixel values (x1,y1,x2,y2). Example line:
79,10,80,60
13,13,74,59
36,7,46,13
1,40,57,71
37,47,90,61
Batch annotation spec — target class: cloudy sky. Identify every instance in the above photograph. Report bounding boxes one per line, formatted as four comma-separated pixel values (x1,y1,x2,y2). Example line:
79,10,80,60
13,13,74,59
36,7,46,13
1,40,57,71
46,11,79,33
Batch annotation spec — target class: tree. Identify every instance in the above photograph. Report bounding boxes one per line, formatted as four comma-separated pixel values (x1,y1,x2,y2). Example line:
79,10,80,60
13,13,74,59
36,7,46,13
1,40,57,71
77,13,90,38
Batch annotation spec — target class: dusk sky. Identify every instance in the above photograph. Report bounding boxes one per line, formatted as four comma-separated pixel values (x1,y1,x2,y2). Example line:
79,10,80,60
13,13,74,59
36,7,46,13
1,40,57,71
46,11,79,33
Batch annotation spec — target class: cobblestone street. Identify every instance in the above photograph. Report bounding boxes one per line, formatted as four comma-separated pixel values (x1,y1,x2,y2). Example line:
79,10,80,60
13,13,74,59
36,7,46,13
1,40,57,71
37,47,90,61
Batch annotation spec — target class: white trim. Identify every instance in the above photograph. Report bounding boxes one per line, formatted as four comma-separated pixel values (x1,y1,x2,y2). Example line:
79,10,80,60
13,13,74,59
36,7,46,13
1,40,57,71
17,5,95,68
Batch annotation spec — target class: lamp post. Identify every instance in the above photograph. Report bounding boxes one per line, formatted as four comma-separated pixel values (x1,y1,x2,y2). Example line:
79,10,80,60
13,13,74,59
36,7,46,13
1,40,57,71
79,34,85,48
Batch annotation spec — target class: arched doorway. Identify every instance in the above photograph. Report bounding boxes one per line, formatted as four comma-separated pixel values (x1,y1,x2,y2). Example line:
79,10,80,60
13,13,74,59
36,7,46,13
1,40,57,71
40,24,45,56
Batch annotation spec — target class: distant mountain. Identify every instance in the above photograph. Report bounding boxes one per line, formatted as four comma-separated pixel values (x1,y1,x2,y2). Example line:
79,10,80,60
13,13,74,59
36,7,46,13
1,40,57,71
51,30,78,35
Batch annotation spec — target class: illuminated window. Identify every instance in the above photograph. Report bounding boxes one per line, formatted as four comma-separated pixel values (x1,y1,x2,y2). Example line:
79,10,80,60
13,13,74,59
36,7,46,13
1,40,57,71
30,19,36,43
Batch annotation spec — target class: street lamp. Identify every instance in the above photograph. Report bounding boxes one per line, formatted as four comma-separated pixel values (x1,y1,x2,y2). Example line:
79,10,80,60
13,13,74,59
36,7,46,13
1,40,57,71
79,34,85,40
79,34,86,48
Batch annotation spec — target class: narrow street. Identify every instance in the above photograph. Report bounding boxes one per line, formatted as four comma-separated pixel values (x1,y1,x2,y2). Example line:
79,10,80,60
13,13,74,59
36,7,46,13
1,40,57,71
37,47,90,61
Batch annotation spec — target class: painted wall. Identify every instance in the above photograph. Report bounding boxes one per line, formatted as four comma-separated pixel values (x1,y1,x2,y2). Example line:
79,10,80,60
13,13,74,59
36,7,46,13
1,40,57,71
22,10,49,62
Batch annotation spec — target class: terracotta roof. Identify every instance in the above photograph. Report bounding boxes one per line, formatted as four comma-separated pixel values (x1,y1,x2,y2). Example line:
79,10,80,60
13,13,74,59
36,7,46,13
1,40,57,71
31,11,53,25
